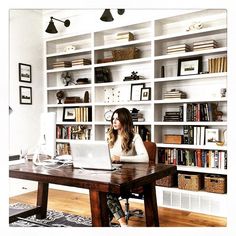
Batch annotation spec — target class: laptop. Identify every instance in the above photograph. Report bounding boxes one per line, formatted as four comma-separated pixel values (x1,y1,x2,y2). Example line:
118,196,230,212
70,141,122,170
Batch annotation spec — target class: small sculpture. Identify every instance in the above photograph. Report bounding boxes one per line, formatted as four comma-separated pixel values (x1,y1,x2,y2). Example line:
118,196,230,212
61,72,74,86
84,91,89,103
124,71,141,81
186,21,203,31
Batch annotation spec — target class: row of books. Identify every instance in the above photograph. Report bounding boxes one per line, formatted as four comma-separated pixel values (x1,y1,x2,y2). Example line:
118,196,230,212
163,89,187,99
131,112,145,122
134,125,150,141
56,125,91,140
163,107,183,122
56,143,70,155
208,56,227,73
186,103,217,122
73,107,92,122
158,148,227,169
167,44,191,54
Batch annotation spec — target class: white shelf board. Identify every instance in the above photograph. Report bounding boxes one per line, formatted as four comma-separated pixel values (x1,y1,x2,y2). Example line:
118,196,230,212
46,48,92,58
154,97,227,104
47,84,92,91
47,65,92,73
154,121,227,126
94,101,152,106
177,165,227,175
94,79,152,87
47,103,92,108
156,143,227,151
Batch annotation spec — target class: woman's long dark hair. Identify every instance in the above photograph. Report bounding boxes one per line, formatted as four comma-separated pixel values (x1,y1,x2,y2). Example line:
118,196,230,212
107,107,134,152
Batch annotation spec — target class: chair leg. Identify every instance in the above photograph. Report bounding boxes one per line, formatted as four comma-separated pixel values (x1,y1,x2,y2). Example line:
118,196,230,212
124,198,144,223
125,199,130,223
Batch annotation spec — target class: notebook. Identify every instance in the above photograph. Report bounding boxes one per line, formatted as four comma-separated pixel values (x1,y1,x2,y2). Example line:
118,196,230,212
70,141,122,170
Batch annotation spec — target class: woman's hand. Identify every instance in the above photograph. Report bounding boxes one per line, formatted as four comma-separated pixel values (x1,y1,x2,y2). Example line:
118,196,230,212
111,155,121,163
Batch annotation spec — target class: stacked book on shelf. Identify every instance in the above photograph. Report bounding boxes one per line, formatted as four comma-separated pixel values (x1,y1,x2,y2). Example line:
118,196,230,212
167,44,191,54
51,61,72,69
163,107,183,122
116,31,135,42
164,89,187,99
75,107,92,122
183,125,207,145
64,96,82,104
131,111,145,122
56,143,70,155
193,40,217,51
71,58,91,66
208,56,227,73
158,148,227,169
134,125,150,141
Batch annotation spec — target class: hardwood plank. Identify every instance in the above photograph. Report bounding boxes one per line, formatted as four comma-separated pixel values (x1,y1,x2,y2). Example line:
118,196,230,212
9,189,227,227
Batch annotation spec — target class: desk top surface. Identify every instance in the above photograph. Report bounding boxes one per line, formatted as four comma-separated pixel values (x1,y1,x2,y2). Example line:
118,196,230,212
9,161,176,194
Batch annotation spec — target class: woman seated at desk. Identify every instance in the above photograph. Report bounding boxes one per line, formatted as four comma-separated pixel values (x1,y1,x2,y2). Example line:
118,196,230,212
106,107,148,227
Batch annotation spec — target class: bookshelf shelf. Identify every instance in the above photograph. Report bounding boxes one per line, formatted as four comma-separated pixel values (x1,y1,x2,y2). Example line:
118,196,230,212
45,9,227,216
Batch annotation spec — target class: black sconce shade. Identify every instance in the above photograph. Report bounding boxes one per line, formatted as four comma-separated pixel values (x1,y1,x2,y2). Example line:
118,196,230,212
117,9,125,15
45,17,70,34
100,9,114,22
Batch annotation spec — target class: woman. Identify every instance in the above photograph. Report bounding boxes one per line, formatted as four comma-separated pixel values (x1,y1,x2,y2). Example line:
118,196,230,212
106,107,149,226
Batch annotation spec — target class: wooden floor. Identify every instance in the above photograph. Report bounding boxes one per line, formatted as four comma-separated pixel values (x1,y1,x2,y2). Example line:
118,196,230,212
9,189,227,227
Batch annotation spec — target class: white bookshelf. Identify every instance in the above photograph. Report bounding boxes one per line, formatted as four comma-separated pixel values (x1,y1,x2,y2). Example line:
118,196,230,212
44,9,227,216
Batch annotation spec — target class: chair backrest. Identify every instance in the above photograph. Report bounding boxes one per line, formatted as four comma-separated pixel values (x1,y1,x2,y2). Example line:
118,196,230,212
143,141,156,164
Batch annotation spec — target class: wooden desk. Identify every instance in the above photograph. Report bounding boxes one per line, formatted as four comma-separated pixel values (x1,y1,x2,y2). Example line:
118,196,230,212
9,162,176,227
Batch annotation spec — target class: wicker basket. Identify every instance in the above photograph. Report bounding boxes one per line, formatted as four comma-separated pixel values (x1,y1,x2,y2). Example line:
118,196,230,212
156,174,176,187
204,174,227,194
178,173,202,191
112,47,140,61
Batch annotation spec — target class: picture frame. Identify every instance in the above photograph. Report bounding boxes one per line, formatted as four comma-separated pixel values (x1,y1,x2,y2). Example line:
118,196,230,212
19,63,32,83
19,86,32,105
63,107,76,121
177,57,202,76
141,87,151,101
130,83,145,101
205,128,219,145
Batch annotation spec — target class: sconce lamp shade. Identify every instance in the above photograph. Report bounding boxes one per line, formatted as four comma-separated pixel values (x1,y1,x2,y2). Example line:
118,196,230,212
100,9,114,22
117,9,125,15
45,18,58,33
45,17,70,34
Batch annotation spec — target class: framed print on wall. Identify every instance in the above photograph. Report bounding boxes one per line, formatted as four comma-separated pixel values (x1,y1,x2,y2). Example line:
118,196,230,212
19,63,32,83
130,83,145,101
177,56,202,76
63,107,76,121
141,87,151,101
19,86,32,105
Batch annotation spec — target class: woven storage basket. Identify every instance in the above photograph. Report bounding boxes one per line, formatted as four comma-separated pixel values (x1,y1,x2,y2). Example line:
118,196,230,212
178,173,202,191
156,174,176,187
112,47,140,61
204,174,227,194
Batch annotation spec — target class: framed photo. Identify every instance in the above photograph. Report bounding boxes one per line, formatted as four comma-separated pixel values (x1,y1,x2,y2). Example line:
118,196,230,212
63,107,76,121
177,57,202,76
19,86,32,105
205,128,219,145
130,83,145,101
141,87,151,101
19,63,32,83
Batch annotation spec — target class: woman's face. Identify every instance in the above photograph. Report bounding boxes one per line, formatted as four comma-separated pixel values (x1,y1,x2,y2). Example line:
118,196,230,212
112,113,122,131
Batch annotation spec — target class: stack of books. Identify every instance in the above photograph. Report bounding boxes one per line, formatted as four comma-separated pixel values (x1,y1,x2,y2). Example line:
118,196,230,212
164,89,187,99
71,58,91,66
51,61,72,69
208,56,227,73
167,44,191,54
193,40,217,51
131,112,145,122
116,32,135,42
163,111,182,122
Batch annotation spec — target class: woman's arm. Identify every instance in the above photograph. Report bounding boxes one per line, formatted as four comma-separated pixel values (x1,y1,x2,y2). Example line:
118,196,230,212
120,134,149,163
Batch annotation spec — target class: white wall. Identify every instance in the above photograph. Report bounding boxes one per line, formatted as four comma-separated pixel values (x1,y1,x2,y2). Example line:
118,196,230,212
9,10,44,155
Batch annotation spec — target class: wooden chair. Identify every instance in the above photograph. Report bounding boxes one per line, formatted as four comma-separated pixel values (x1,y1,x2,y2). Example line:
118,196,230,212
123,141,157,223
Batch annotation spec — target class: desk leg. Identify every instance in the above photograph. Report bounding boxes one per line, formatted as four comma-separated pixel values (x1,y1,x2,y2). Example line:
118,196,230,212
89,190,109,227
36,182,49,219
143,182,159,227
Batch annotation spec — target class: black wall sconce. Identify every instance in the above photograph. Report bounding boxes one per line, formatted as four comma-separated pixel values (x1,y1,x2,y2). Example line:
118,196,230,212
100,9,125,22
45,17,70,34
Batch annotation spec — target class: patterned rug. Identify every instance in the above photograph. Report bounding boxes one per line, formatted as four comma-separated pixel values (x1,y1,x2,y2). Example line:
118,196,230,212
9,202,104,227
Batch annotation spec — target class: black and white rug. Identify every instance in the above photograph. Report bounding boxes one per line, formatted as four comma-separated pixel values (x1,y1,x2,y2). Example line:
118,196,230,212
9,202,93,227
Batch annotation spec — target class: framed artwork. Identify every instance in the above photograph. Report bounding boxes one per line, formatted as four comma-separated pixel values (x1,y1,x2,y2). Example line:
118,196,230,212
177,57,202,76
19,86,32,105
63,107,76,121
141,87,151,101
130,83,145,101
205,128,219,145
19,63,32,83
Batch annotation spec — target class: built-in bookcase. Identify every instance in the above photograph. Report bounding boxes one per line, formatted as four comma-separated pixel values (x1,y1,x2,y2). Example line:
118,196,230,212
44,9,227,216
